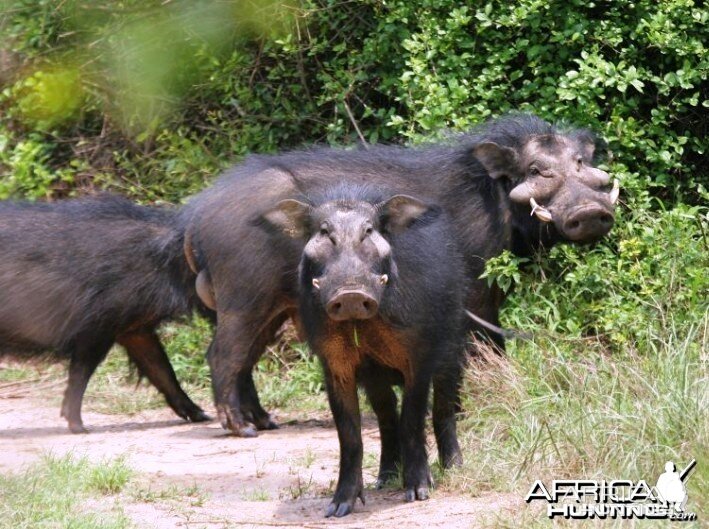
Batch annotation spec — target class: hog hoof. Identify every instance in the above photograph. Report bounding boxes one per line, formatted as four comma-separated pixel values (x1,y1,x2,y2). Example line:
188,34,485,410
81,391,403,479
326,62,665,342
233,423,258,437
223,419,258,438
217,406,258,437
325,484,365,517
68,421,88,434
255,418,279,431
404,486,430,502
244,406,279,431
188,409,212,423
325,501,353,518
404,465,433,502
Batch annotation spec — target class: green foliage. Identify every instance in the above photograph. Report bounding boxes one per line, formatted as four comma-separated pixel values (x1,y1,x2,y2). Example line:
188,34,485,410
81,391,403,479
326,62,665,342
160,317,214,387
0,1,706,383
480,250,530,294
0,131,76,199
253,341,325,409
485,202,708,350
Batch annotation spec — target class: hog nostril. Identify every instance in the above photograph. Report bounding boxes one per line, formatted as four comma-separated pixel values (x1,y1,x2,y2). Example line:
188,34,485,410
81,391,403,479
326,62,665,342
326,291,379,320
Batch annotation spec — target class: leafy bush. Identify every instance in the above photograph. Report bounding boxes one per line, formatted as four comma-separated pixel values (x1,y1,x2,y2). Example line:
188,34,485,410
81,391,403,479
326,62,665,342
0,0,706,352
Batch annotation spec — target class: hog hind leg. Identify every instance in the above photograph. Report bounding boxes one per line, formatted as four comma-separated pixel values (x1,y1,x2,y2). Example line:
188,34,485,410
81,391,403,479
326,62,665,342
60,336,114,433
117,329,210,423
237,312,290,431
208,310,280,437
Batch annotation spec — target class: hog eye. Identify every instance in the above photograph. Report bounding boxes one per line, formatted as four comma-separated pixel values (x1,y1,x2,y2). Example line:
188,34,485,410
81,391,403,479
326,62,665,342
365,227,373,235
529,166,540,176
319,225,329,236
576,156,583,169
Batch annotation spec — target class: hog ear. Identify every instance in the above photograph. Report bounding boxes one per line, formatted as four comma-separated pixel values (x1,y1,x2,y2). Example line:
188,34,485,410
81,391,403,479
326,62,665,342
571,129,608,163
261,199,311,238
379,194,431,234
472,142,520,179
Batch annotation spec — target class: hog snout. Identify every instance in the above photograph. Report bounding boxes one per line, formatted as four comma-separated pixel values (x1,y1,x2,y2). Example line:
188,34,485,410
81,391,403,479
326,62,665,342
326,289,379,321
561,204,614,242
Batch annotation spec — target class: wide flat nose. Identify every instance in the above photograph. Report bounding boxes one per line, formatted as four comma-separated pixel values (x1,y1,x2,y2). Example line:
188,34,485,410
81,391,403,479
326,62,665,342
562,205,614,242
326,290,379,321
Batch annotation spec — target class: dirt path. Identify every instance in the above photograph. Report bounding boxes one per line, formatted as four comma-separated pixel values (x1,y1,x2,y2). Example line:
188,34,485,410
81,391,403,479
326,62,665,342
0,390,521,528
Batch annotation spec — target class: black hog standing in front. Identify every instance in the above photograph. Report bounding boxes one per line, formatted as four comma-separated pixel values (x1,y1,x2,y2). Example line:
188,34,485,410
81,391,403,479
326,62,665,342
0,195,210,432
260,188,467,517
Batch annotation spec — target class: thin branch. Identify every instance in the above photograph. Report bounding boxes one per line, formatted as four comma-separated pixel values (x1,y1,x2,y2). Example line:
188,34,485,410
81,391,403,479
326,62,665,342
342,98,367,148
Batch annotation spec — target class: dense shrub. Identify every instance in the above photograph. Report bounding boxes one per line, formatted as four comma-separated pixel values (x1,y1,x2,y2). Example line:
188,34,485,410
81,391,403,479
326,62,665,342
0,0,706,351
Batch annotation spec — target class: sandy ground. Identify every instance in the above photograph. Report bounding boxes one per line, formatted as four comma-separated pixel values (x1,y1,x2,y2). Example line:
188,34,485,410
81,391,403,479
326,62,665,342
0,382,521,528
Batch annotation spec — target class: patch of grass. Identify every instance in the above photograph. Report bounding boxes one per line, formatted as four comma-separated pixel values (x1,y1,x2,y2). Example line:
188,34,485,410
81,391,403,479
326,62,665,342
131,482,206,507
0,453,134,529
241,487,272,501
87,456,133,495
444,314,707,522
283,473,316,500
362,451,379,473
295,447,316,469
253,336,328,414
0,363,43,382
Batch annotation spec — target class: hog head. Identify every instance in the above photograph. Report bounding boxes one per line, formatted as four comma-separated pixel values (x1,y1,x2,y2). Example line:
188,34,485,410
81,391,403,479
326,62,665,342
262,194,431,321
473,130,618,243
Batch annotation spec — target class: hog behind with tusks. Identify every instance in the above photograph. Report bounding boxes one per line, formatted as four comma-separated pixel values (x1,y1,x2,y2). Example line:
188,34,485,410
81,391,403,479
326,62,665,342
259,186,468,517
0,195,211,433
183,113,618,438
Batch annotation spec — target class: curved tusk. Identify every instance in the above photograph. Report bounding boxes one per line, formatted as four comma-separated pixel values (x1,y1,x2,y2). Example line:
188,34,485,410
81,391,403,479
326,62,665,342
312,278,320,290
609,179,620,205
380,274,389,285
529,197,553,223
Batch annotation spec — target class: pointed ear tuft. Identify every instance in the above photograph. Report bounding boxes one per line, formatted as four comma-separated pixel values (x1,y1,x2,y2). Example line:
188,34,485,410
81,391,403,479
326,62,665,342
261,199,311,238
472,142,519,179
379,194,431,234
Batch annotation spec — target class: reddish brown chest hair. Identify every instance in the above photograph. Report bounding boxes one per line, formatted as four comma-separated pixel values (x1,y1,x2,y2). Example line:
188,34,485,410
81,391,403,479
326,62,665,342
315,318,412,389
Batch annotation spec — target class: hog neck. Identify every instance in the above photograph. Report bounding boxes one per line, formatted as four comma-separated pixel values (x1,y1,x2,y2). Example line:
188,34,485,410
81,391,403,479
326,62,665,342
312,317,414,388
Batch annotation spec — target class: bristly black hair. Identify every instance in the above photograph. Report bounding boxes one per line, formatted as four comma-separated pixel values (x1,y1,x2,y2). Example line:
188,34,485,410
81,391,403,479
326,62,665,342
301,183,389,208
461,113,556,151
461,113,608,164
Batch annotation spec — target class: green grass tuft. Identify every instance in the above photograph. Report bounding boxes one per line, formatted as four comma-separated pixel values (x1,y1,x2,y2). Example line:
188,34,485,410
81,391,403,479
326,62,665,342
0,453,134,529
446,314,707,521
